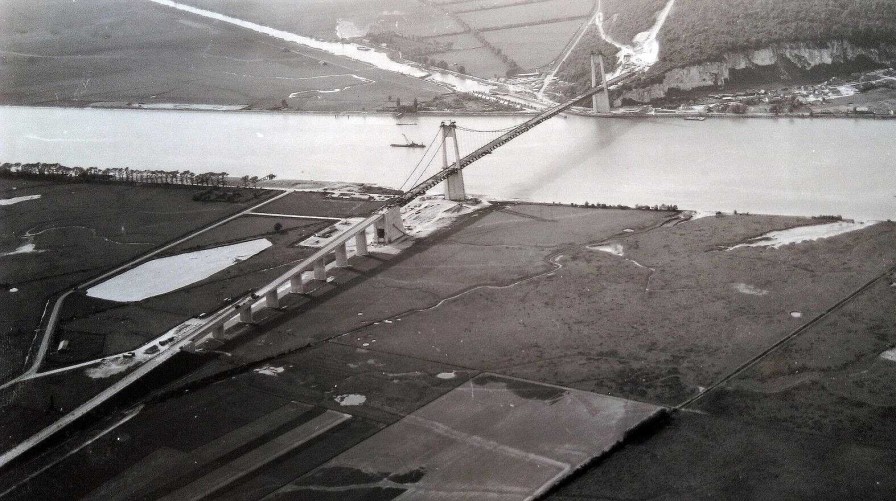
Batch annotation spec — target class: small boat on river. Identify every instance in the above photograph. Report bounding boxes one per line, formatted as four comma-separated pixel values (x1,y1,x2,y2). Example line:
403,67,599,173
390,134,426,148
684,116,706,121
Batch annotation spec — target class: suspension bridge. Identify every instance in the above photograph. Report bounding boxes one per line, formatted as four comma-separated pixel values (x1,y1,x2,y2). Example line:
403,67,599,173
395,67,635,206
0,65,635,469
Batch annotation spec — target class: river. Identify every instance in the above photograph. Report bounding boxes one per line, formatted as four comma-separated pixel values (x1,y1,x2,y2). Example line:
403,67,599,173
1,105,893,220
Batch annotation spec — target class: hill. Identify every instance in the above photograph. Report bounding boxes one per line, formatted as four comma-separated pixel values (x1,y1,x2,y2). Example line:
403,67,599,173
555,0,896,99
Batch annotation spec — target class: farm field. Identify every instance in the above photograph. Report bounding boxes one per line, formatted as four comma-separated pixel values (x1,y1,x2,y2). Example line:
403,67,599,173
426,46,511,78
457,0,593,31
0,184,398,458
483,18,585,69
175,0,594,80
47,219,325,368
43,190,389,368
432,32,483,52
0,176,272,382
0,0,447,111
444,0,538,12
2,198,894,498
180,0,460,40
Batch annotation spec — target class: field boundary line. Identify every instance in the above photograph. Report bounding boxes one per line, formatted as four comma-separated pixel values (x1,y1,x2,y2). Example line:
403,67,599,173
676,262,896,410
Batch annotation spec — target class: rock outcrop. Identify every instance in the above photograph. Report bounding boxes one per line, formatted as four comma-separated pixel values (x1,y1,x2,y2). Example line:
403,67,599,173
618,40,896,103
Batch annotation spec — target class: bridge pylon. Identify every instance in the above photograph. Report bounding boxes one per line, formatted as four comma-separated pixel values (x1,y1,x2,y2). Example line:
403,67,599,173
591,52,611,113
440,121,466,201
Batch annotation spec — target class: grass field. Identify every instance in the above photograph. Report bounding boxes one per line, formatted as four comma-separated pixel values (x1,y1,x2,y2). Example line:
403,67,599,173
431,32,484,52
426,47,511,78
0,186,392,455
458,0,592,30
47,217,328,367
482,18,585,69
170,0,592,80
0,177,272,382
42,190,388,368
444,0,538,13
2,201,893,496
0,0,446,111
0,0,592,104
181,0,462,40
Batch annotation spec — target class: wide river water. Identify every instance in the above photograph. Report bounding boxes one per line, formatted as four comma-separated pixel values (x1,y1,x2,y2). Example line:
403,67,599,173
1,106,893,220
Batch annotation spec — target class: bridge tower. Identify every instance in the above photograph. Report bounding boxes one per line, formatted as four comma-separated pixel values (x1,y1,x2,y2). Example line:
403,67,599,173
590,52,611,114
440,121,466,201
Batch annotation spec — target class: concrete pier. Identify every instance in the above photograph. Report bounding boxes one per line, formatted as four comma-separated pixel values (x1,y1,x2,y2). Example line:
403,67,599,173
290,275,306,294
265,290,279,309
313,258,327,281
335,242,348,267
238,304,253,324
355,232,368,256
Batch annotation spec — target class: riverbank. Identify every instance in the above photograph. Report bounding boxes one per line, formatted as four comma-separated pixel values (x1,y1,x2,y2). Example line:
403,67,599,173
593,110,896,119
11,95,896,121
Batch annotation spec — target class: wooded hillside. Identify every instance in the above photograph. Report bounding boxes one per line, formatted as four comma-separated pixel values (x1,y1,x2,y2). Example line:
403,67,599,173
556,0,896,94
658,0,896,72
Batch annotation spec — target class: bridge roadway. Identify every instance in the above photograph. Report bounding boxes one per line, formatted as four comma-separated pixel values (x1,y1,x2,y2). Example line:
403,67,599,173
397,70,637,206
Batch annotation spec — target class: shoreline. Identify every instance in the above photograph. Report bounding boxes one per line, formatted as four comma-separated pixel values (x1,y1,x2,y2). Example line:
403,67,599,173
2,169,886,222
2,101,894,120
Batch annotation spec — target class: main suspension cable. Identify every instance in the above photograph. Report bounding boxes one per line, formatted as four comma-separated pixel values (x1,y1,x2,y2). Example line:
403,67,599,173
397,129,441,191
455,123,520,134
408,142,443,189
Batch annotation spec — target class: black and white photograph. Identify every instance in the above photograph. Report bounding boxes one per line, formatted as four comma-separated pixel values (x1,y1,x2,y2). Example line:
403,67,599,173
0,0,894,499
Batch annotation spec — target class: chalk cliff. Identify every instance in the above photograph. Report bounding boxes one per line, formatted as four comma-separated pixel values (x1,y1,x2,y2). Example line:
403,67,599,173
618,40,896,103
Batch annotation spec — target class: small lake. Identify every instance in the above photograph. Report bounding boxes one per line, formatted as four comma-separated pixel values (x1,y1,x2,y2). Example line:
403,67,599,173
1,106,894,220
